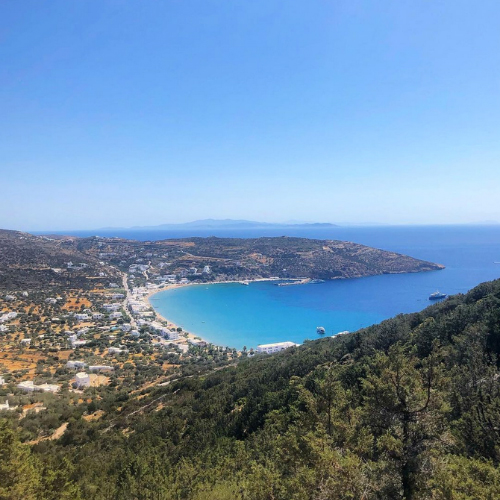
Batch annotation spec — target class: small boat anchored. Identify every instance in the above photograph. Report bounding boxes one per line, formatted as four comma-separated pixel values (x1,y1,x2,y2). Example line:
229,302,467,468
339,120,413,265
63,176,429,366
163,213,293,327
316,326,326,335
429,291,447,300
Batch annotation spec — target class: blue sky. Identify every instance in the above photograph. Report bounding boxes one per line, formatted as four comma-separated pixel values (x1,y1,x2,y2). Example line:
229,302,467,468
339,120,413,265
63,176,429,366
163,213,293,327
1,0,499,230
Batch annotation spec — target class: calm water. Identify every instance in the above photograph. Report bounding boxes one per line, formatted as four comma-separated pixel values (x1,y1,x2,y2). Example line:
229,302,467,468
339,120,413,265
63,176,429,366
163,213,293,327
39,226,500,349
143,225,500,349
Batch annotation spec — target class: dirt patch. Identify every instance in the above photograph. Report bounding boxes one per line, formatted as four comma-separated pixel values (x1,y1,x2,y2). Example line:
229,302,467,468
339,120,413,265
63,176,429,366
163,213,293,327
62,297,92,310
83,410,105,421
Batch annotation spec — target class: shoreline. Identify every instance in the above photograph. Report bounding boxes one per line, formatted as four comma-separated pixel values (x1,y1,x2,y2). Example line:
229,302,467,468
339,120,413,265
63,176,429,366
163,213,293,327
146,278,284,345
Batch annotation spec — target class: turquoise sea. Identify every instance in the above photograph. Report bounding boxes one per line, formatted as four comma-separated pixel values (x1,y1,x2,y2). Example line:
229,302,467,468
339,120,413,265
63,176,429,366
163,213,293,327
43,225,500,349
145,225,500,349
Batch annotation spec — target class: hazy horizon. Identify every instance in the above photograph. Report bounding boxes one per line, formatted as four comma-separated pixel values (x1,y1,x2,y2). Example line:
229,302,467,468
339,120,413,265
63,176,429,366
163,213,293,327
1,1,499,230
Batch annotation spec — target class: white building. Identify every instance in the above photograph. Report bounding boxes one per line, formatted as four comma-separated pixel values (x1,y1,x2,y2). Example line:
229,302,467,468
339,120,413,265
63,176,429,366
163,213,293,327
0,311,18,323
20,338,31,346
67,360,87,369
202,265,211,274
75,313,90,321
256,342,298,354
109,312,123,320
89,365,114,372
168,330,180,340
92,312,104,320
72,339,88,348
103,303,121,312
0,400,13,411
0,376,5,385
17,381,60,393
74,372,91,388
17,380,36,392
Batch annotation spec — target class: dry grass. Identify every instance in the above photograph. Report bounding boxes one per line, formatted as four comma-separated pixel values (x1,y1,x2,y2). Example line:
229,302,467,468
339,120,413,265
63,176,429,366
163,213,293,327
83,410,105,421
62,297,92,310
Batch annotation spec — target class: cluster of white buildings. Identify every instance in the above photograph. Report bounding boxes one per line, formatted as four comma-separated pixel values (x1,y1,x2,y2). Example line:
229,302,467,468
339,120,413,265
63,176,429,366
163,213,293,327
17,380,60,393
155,274,177,283
128,298,149,315
149,321,179,340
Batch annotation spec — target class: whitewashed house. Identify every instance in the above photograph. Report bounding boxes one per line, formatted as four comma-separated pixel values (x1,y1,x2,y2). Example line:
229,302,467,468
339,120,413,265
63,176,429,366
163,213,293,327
75,313,90,321
74,372,91,388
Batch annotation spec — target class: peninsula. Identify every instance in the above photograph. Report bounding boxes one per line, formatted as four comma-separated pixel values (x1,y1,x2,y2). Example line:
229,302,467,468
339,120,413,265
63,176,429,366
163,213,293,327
74,235,444,283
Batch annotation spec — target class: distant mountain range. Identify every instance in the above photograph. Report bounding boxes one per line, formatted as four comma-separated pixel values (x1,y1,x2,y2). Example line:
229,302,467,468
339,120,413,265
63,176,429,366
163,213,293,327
99,219,339,231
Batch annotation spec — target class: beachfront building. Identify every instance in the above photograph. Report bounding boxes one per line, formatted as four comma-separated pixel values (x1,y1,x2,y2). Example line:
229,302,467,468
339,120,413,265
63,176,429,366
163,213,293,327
256,342,298,354
188,338,208,347
168,330,180,340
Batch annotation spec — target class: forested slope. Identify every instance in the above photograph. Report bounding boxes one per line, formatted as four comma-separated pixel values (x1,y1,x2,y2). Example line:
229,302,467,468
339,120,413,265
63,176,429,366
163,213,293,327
2,279,500,499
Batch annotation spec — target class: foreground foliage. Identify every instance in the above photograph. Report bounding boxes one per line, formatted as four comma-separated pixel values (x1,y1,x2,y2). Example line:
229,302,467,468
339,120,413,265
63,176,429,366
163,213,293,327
2,279,500,499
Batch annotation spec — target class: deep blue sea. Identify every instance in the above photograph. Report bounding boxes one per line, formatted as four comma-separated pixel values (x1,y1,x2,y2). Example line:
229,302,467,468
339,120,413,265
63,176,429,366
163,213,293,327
42,226,500,349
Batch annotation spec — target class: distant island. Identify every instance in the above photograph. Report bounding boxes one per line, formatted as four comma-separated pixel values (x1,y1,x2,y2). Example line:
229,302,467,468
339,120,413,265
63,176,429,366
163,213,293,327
98,219,339,231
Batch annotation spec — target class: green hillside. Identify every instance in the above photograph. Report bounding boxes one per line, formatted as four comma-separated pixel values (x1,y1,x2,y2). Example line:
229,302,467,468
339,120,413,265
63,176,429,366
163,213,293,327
2,280,500,499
